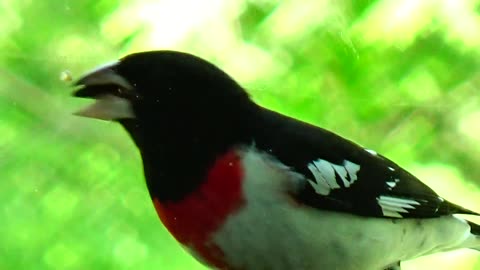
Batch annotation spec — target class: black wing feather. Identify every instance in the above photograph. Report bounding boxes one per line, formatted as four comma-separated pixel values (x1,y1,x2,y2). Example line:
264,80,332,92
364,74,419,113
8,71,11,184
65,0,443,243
253,107,479,219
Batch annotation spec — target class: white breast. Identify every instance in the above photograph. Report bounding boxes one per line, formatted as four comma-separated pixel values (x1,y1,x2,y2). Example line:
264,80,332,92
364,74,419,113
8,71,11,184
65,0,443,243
210,148,475,270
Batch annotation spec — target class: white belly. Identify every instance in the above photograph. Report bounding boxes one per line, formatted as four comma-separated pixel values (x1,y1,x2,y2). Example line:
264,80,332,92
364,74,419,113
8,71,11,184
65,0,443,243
213,203,471,270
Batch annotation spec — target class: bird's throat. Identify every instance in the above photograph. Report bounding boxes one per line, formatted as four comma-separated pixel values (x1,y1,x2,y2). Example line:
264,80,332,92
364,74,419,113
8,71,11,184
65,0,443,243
152,150,246,268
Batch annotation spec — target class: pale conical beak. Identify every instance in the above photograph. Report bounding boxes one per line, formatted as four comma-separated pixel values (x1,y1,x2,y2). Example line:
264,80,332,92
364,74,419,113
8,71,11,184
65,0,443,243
72,61,136,121
73,94,134,120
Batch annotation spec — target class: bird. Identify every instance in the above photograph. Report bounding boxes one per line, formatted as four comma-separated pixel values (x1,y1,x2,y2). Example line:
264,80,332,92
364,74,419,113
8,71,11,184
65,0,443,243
72,50,480,270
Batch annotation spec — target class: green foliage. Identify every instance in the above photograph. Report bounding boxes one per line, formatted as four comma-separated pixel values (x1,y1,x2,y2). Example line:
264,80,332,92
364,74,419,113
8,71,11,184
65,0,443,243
1,0,479,269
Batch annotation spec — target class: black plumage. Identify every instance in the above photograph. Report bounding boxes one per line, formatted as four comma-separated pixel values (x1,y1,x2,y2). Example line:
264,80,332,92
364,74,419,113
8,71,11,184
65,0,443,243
72,51,480,270
74,50,479,219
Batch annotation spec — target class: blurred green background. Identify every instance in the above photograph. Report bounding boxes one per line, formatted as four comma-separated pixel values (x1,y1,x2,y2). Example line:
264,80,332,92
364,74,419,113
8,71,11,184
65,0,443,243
1,0,480,269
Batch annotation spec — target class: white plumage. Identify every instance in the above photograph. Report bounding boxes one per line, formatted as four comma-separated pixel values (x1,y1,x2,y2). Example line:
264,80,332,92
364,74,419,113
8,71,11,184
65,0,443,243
211,148,480,270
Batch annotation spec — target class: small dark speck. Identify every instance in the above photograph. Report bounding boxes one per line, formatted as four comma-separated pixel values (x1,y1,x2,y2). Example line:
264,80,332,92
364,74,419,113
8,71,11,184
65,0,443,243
415,220,423,228
329,240,345,256
401,227,407,241
418,237,427,249
354,232,365,242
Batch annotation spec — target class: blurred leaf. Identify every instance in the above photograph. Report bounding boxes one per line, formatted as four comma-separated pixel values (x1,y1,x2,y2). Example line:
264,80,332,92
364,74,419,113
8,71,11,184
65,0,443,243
1,0,479,269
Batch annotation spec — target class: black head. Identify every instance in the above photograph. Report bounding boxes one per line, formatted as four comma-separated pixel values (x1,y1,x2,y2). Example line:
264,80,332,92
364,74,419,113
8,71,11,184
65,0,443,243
73,50,258,200
117,51,250,104
73,50,256,147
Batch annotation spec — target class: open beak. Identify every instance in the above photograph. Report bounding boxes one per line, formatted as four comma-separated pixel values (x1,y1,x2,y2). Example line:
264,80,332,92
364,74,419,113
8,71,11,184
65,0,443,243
72,62,136,121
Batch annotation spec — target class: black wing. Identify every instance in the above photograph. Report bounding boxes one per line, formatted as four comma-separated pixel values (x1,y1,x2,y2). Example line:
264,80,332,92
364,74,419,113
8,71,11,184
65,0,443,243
253,107,478,218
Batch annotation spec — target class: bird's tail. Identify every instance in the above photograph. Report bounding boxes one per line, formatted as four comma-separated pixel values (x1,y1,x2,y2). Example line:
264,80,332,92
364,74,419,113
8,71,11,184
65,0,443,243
467,221,480,251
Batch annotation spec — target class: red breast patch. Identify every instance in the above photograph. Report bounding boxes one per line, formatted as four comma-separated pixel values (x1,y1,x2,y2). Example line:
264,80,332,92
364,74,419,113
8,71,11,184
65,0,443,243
153,150,245,269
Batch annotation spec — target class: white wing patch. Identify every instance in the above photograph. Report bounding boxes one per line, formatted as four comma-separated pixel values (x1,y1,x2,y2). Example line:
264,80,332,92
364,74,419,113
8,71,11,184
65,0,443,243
307,159,360,195
377,195,420,218
386,178,400,190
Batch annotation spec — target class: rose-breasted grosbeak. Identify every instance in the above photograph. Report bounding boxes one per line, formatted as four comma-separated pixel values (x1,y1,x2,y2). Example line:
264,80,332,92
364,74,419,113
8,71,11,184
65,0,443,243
72,50,480,270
